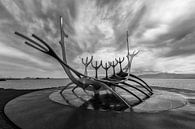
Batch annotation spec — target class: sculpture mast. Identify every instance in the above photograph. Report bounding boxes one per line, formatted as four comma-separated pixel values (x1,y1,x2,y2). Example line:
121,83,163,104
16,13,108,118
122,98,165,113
60,16,68,62
125,31,139,78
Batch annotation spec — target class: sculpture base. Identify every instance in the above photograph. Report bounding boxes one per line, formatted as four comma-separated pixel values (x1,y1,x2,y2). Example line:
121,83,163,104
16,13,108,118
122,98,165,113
4,88,193,129
49,89,187,112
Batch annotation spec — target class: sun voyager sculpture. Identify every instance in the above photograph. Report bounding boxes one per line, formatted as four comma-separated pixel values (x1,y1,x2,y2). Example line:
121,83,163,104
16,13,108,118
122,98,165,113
15,17,153,112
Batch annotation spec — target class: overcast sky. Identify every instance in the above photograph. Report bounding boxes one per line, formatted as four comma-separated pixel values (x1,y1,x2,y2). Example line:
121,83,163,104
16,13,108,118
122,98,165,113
0,0,195,78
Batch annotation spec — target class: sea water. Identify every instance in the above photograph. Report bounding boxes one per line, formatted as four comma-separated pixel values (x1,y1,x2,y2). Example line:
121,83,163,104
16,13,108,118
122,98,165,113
144,78,195,91
0,78,195,91
0,79,70,89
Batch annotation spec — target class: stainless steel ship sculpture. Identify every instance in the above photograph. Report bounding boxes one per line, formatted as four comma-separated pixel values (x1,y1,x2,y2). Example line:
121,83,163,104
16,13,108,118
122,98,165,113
15,17,153,112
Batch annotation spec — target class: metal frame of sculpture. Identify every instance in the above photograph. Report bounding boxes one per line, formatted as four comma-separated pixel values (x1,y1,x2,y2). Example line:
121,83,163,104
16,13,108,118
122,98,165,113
102,62,111,79
91,60,102,79
81,56,93,76
15,16,153,111
109,60,119,79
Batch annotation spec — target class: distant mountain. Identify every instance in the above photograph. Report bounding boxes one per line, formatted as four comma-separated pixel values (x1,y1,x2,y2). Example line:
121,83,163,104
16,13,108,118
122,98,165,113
138,73,195,79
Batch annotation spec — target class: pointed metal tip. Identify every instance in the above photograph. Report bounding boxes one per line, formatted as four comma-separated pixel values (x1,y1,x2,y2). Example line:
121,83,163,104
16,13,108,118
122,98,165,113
60,16,63,24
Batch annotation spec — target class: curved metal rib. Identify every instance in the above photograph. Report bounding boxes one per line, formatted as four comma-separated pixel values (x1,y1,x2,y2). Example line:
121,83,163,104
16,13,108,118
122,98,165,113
121,82,150,97
72,86,88,102
129,74,153,92
60,82,74,95
99,76,150,99
60,82,74,105
128,77,152,93
115,60,153,93
113,84,142,102
103,61,152,95
116,72,153,93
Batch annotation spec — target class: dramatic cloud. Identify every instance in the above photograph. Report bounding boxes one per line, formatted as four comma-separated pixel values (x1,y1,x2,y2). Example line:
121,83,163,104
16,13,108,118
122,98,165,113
0,0,195,77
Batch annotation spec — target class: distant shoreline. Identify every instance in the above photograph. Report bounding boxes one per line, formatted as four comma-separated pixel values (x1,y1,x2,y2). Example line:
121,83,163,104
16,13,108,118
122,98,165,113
138,73,195,79
1,73,195,80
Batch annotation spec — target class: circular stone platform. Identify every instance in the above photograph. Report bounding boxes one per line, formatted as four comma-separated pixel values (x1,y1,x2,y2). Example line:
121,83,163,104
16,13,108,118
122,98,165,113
4,88,190,129
50,89,187,112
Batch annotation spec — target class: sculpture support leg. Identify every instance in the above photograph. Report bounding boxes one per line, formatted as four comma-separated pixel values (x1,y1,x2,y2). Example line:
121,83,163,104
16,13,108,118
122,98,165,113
60,82,74,94
60,82,74,105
